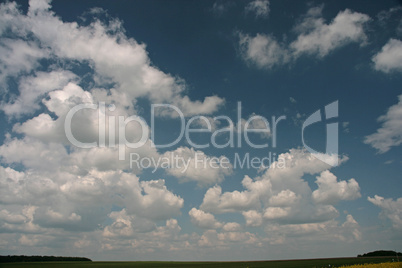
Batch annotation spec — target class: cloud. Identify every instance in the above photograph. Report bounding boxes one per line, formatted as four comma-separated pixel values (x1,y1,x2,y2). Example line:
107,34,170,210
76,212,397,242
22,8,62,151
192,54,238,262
245,0,270,19
200,149,352,225
0,38,46,88
312,170,361,205
200,180,263,214
0,0,370,259
238,33,290,69
372,39,402,73
238,6,370,69
242,210,263,227
163,147,233,186
376,6,402,30
0,137,69,171
198,229,258,247
364,94,402,153
1,70,78,117
290,8,370,58
211,1,234,17
1,0,224,118
101,218,186,254
222,222,241,232
368,195,402,230
0,163,184,231
269,189,300,207
264,214,361,244
103,209,156,238
189,208,223,229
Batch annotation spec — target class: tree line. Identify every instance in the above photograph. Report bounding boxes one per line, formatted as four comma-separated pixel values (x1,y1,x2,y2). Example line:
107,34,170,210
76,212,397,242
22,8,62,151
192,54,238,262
0,255,92,263
358,250,402,257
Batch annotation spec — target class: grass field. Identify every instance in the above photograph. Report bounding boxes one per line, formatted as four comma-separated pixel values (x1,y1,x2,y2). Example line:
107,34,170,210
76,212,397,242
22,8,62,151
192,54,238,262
339,263,402,268
0,257,399,268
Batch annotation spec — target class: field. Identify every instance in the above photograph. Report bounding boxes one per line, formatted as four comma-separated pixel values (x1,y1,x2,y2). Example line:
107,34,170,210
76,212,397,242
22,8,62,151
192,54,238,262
339,263,402,268
0,257,399,268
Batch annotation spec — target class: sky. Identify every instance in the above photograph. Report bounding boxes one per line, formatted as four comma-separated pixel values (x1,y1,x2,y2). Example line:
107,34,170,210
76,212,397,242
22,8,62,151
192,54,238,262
0,0,402,262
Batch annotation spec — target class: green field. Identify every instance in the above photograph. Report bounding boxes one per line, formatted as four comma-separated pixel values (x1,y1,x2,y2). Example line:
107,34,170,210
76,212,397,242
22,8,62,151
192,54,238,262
0,257,398,268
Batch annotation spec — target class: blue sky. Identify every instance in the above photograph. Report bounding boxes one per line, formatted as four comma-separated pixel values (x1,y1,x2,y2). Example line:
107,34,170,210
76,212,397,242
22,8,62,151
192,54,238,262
0,0,401,261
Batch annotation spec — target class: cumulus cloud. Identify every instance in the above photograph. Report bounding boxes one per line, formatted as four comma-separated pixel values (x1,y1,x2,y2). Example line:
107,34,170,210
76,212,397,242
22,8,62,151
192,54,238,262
312,170,361,205
0,0,368,258
200,149,353,225
1,70,77,117
103,209,156,238
189,208,223,229
364,94,402,153
0,0,224,118
0,165,184,231
368,195,402,230
0,0,230,254
242,210,263,227
290,7,370,57
198,229,258,247
245,0,270,19
238,6,370,69
163,147,232,186
269,189,300,207
238,33,290,69
265,214,361,244
372,39,402,73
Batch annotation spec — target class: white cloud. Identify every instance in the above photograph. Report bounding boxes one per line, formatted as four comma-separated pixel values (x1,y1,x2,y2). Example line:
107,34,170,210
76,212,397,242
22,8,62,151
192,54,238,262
217,231,257,243
117,175,184,221
269,189,300,207
0,209,27,224
199,179,264,214
2,70,77,117
264,214,361,244
103,209,155,238
198,229,259,247
245,0,270,19
0,0,372,259
364,94,402,153
0,137,68,171
0,39,46,87
342,214,361,241
238,33,290,69
163,147,232,186
372,39,402,73
368,195,402,230
312,170,361,205
242,210,263,227
222,222,241,232
238,6,370,69
291,8,370,57
1,0,224,118
189,208,223,229
200,149,350,225
263,207,290,220
0,163,184,231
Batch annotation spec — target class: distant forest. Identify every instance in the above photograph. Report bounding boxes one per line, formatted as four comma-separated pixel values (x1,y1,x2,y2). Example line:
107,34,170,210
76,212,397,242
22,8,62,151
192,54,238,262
358,250,402,257
0,255,92,263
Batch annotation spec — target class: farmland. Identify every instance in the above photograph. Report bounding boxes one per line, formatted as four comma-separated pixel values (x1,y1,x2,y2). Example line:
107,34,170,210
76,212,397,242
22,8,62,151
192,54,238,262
0,257,399,268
